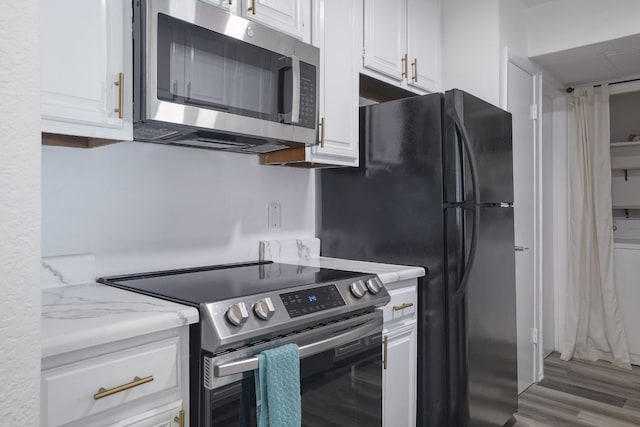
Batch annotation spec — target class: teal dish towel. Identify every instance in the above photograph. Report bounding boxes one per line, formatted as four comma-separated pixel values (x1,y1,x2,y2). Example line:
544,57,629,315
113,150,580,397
255,343,301,427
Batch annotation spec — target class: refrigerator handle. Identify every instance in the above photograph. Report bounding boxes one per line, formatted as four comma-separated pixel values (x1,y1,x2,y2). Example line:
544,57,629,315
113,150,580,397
448,106,480,301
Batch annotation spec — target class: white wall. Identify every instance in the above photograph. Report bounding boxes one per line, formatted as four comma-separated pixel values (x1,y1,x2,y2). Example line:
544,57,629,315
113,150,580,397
0,0,41,425
441,0,501,106
42,143,316,276
528,0,640,57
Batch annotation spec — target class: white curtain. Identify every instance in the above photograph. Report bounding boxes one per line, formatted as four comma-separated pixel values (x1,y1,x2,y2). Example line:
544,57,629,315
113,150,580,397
561,85,631,368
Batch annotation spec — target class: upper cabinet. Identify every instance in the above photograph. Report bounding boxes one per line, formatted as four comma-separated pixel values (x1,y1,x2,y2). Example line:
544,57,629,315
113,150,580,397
241,0,311,43
260,0,360,167
40,0,133,141
363,0,440,94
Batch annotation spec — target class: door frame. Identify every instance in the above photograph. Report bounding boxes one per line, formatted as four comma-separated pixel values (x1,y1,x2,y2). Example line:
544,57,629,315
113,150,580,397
501,48,544,385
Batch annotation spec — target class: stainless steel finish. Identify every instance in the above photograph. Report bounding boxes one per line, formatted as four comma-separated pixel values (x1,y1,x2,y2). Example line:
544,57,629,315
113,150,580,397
349,280,367,298
366,277,383,294
225,302,249,326
253,297,276,320
199,272,389,353
211,314,383,378
290,56,301,124
514,245,529,251
135,0,319,148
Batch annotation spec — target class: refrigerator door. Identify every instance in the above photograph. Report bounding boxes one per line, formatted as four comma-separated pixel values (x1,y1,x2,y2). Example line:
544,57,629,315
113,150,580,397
443,89,513,205
320,94,448,427
446,205,518,426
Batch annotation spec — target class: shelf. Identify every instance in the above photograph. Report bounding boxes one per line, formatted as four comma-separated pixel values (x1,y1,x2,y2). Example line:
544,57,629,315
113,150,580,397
612,167,640,172
613,206,640,210
611,141,640,148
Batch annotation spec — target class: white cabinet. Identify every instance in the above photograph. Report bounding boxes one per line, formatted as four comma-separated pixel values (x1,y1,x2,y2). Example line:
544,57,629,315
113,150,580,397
614,244,640,365
308,0,360,166
241,0,311,42
41,327,190,427
40,0,132,141
362,0,440,94
381,278,418,427
383,323,417,427
259,0,360,167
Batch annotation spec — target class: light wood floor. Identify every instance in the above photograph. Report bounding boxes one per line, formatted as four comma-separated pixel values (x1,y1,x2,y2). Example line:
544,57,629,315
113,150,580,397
514,352,640,426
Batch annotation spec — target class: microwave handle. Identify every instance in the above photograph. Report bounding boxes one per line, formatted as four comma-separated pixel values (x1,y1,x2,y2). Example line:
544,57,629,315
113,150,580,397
290,55,300,124
277,55,301,124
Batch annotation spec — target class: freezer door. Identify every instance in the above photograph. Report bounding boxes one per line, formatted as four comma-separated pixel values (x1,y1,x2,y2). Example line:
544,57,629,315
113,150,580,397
443,89,514,204
446,205,518,426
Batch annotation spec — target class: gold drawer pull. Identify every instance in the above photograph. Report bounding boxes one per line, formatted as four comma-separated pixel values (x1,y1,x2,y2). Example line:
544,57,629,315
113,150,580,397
174,410,185,427
392,302,414,311
114,72,124,119
93,375,154,400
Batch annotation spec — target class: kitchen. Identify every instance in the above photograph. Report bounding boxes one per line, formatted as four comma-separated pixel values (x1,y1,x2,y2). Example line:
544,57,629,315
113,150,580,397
3,0,640,426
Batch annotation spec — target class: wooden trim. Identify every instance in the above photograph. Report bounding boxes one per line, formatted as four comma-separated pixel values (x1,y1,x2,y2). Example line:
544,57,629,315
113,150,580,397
42,132,121,149
359,74,416,103
259,147,339,168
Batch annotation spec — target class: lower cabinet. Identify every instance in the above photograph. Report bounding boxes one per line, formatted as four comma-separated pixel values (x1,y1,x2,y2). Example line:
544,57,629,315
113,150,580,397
41,327,190,427
382,278,418,427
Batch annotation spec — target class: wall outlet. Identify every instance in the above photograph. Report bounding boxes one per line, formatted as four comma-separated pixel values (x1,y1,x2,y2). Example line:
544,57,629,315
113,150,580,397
268,202,281,230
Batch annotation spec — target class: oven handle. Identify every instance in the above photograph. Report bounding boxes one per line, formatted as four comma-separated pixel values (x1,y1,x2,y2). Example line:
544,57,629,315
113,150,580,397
213,318,381,378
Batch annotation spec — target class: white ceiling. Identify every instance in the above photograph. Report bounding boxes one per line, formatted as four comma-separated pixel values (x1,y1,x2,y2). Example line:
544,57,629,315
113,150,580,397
530,33,640,87
520,0,555,7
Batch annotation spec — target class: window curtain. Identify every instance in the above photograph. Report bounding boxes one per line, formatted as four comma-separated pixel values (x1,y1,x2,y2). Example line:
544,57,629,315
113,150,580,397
561,85,631,369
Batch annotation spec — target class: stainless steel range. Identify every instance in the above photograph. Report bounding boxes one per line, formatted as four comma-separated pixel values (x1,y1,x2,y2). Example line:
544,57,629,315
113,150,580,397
99,261,389,426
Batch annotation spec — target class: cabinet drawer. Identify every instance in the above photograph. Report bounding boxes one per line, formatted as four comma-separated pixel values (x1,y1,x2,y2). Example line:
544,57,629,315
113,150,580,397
382,284,417,322
42,337,180,427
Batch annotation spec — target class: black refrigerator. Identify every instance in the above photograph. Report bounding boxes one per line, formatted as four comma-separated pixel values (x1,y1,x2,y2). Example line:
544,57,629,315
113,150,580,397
319,89,518,427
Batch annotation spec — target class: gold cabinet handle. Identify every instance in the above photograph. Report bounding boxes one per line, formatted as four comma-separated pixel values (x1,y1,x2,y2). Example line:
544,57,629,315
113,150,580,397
401,54,408,79
319,117,325,148
93,375,153,400
174,410,185,427
228,0,232,4
114,72,124,119
248,0,256,14
411,58,418,82
392,302,414,311
383,335,388,370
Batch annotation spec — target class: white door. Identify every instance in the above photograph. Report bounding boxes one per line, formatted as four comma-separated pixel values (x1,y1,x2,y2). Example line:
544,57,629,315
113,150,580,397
383,323,417,427
406,0,440,93
541,93,555,359
242,0,311,42
507,62,537,394
363,0,407,81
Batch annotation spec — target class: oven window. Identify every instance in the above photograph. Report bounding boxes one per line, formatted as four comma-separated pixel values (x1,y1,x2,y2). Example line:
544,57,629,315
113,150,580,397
208,333,382,426
156,13,278,122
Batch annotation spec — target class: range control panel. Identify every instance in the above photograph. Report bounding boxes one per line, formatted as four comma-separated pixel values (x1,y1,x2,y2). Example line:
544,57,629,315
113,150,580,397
280,284,345,318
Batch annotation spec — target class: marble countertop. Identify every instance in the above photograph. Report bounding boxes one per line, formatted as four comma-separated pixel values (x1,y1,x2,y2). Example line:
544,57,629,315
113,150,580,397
41,283,199,359
290,257,426,283
259,238,426,283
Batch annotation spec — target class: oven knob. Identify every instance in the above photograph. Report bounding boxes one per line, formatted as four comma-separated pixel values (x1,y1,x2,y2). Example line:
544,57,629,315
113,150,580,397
350,280,368,298
366,277,383,294
254,297,276,321
226,302,249,327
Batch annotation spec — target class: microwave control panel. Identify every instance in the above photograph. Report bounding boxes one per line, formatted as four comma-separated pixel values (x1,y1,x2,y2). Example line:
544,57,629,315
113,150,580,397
298,62,317,129
280,284,345,318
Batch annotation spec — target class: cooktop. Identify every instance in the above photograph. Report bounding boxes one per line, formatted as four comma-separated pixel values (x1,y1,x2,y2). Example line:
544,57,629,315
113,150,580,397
97,261,364,306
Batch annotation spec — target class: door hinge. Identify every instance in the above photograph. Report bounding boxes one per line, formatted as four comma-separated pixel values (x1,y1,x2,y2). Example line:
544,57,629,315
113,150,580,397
530,104,538,120
530,327,538,345
362,47,366,58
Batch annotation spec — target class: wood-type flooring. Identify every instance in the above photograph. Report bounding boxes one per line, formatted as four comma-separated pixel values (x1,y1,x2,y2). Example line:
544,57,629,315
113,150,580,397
514,352,640,426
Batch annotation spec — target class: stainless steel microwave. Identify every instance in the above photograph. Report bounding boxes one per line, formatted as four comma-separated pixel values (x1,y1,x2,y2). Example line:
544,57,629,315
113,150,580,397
133,0,319,153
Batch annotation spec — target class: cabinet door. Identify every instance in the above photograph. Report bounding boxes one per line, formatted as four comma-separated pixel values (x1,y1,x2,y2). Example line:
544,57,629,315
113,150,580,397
308,0,359,166
242,0,311,42
116,401,183,427
198,0,236,14
40,0,132,140
407,0,440,92
363,0,407,81
383,323,417,427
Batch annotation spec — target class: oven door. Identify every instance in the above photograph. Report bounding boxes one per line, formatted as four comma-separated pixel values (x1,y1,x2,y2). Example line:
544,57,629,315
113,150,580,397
203,312,383,426
136,0,318,145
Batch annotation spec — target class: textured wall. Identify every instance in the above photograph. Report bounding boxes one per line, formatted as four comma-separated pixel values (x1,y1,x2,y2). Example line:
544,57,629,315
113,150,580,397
42,143,316,276
0,0,42,425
